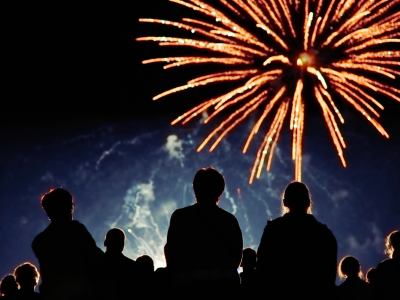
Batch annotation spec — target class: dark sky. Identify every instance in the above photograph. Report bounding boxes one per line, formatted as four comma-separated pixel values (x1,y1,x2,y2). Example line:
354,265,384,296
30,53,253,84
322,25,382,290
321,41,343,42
3,0,399,132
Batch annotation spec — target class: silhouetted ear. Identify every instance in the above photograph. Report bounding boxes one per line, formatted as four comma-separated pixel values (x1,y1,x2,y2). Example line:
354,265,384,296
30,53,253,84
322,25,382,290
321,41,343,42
104,240,107,247
71,204,75,214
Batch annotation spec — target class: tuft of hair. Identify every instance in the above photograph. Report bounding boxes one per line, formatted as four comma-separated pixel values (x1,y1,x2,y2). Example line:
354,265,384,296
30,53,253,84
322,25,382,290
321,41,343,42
41,188,73,220
385,230,399,258
193,167,225,204
282,181,312,215
14,262,40,287
338,256,362,279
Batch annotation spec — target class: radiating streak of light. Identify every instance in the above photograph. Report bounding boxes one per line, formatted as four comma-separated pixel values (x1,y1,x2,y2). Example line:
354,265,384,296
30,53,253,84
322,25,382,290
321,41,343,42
139,0,400,182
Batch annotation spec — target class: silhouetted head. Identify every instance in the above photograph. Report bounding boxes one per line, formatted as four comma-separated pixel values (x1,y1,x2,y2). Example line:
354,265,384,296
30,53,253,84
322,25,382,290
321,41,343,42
14,262,40,291
193,167,225,204
339,256,362,279
385,230,399,258
0,275,18,297
104,228,125,253
41,188,74,221
366,268,377,284
241,248,256,271
136,255,154,276
282,181,312,214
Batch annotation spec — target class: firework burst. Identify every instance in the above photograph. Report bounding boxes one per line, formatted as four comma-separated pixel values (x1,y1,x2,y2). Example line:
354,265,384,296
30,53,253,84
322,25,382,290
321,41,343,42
138,0,400,183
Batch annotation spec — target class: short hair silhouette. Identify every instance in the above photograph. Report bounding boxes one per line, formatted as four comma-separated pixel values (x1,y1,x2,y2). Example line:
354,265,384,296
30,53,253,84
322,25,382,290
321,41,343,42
339,256,362,279
366,268,377,284
241,248,256,269
0,275,18,297
104,228,125,253
41,188,74,220
193,167,225,203
14,262,40,290
282,181,312,214
136,255,154,274
385,230,399,258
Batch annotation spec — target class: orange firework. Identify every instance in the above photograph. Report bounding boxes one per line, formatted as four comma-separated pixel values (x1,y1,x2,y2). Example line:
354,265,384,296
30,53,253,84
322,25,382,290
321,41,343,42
138,0,400,183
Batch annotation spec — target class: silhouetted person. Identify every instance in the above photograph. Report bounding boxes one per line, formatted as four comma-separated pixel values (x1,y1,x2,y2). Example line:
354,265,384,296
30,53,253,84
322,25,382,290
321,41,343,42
239,248,257,297
135,255,154,295
0,275,18,299
31,188,104,300
375,230,399,297
240,248,256,286
337,256,372,300
256,182,337,300
165,168,243,293
13,262,42,299
103,228,137,299
366,268,378,299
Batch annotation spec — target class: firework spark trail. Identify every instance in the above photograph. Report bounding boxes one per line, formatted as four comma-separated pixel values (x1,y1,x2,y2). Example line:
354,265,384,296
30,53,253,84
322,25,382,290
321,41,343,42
138,0,400,182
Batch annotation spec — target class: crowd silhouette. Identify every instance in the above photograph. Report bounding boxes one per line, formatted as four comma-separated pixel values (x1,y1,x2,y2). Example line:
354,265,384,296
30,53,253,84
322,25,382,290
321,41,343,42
0,167,398,299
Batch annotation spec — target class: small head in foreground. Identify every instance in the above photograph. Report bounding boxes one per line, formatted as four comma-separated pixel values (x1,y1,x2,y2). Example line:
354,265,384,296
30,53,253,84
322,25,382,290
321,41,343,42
366,268,377,284
339,256,362,280
104,228,126,253
14,262,40,291
241,248,256,272
136,255,154,276
0,275,18,297
385,230,399,259
193,167,225,204
41,188,74,221
282,181,312,215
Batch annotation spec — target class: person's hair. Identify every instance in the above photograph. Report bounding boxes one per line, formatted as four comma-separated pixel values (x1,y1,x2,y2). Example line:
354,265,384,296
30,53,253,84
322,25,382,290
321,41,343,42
385,230,399,258
0,275,18,296
41,188,74,220
193,167,225,204
13,262,40,288
105,228,126,252
136,255,154,273
338,256,362,279
366,268,377,284
282,181,312,215
241,248,256,269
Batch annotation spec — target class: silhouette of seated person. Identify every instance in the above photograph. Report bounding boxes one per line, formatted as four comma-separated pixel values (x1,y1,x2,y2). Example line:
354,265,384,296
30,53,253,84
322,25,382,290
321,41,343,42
375,230,399,297
13,262,42,300
165,167,243,291
337,256,372,300
135,255,154,295
239,248,257,295
154,245,172,295
366,268,378,298
256,182,337,299
103,228,137,299
0,275,18,299
31,188,104,300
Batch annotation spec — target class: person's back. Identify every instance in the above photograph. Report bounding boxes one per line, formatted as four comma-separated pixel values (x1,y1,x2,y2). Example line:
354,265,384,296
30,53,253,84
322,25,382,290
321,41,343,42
375,230,399,297
337,256,372,300
31,188,104,300
103,228,137,299
165,168,243,291
256,182,337,299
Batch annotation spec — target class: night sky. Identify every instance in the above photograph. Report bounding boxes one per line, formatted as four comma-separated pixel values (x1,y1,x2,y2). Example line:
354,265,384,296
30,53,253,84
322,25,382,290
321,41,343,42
1,0,399,282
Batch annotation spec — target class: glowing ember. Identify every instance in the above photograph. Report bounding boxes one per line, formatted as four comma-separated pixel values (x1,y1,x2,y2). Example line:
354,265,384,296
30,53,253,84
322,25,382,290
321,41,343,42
138,0,400,183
